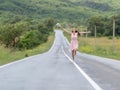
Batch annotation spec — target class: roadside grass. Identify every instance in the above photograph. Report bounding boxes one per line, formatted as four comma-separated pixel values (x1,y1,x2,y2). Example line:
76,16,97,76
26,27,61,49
64,32,120,60
0,33,55,65
78,37,120,60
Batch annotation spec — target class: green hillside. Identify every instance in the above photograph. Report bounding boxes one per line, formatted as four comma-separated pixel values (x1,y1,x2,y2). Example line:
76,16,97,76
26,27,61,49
0,0,120,23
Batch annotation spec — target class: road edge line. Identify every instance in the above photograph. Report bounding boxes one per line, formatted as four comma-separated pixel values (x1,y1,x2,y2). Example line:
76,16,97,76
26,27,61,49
62,47,103,90
0,31,57,69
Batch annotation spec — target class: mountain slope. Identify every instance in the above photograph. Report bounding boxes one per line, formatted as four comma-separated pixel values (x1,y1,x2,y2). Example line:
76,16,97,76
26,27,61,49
0,0,120,23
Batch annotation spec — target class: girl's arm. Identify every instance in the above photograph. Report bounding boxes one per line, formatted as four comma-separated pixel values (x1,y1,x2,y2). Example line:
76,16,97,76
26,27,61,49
79,31,91,34
62,28,71,34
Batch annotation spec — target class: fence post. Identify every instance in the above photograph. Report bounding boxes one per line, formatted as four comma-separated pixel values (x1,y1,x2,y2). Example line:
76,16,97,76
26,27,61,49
94,25,97,49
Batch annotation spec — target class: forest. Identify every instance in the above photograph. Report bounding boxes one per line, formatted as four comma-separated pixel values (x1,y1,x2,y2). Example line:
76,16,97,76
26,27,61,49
0,0,120,23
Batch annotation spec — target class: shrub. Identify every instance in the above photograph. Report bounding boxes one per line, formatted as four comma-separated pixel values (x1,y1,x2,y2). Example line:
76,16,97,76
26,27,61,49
116,36,120,39
17,30,42,49
108,36,112,39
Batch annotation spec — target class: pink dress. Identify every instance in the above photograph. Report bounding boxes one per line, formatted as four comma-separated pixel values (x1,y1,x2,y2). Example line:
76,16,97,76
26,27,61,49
70,33,78,50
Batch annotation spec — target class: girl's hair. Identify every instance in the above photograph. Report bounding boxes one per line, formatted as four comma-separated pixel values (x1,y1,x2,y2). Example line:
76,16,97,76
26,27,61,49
75,30,80,36
72,29,80,36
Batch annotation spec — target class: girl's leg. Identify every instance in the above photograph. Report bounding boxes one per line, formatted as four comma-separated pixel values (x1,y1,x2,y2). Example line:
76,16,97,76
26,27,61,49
72,49,77,60
75,49,77,55
72,50,74,60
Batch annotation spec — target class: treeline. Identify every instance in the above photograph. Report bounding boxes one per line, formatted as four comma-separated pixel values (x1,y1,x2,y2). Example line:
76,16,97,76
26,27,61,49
87,15,120,37
0,19,54,50
82,1,111,11
0,0,115,24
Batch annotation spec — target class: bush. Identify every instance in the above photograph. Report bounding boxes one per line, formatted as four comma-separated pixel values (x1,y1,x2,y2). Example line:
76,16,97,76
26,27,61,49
108,36,112,39
0,19,54,50
17,30,42,49
97,33,102,37
0,22,28,47
116,36,120,39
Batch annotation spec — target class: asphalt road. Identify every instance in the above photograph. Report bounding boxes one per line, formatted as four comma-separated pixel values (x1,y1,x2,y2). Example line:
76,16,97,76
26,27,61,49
0,30,120,90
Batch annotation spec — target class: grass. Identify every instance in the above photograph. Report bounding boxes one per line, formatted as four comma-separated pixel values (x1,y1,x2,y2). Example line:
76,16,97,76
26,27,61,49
0,33,55,65
78,36,120,60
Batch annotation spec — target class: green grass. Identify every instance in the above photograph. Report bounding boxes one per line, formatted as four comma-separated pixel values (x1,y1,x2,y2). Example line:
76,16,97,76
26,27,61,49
0,33,55,65
78,37,120,60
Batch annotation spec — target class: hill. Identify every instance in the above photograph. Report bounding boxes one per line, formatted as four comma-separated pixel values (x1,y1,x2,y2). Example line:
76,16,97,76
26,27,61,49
0,0,120,24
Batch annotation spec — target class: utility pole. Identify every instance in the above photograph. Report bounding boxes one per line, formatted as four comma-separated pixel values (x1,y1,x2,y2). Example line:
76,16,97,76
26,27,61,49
112,16,115,52
94,25,97,48
86,27,88,38
80,26,83,40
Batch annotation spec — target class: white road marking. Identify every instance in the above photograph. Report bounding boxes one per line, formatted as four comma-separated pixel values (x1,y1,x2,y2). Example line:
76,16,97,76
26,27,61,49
62,47,103,90
0,30,58,69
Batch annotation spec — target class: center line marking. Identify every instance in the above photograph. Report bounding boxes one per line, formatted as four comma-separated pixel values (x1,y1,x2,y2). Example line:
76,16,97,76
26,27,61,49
62,47,103,90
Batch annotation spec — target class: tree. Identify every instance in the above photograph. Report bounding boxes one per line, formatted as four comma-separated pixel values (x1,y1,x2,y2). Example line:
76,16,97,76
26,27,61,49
0,21,28,47
17,30,42,49
44,18,55,32
88,16,103,36
115,15,120,36
88,16,112,36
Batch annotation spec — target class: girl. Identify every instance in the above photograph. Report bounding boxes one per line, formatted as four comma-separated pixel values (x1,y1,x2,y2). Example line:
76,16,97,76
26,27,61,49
63,28,90,60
